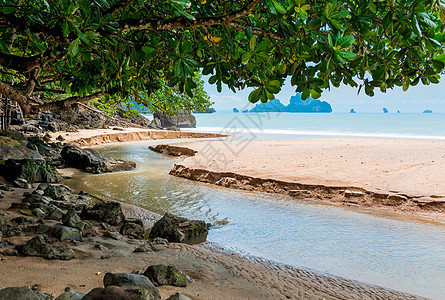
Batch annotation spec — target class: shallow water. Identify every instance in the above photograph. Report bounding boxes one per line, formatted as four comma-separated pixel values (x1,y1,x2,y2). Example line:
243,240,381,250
65,141,445,299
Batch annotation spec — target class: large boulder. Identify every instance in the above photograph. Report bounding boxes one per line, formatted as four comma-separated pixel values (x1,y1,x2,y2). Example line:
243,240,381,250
142,265,188,287
103,272,160,300
0,286,40,300
83,202,125,225
52,225,83,242
61,144,136,174
0,216,22,237
43,184,74,201
17,235,75,260
55,289,85,300
62,208,87,232
120,222,144,239
152,110,196,128
148,213,208,244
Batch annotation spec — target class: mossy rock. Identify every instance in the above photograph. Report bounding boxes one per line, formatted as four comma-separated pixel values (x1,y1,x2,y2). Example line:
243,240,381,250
143,265,188,287
0,159,62,183
148,213,208,244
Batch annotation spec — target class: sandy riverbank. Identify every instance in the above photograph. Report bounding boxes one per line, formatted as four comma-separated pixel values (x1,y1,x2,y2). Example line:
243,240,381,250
0,184,424,299
51,127,227,147
161,138,445,222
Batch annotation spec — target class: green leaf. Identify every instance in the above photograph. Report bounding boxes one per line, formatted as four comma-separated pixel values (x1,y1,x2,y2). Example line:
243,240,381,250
241,52,252,64
68,38,80,57
338,51,356,60
412,15,422,37
301,89,310,99
248,88,262,103
142,46,155,54
62,21,70,37
266,0,277,14
368,1,377,14
249,36,256,52
0,7,16,14
20,209,33,216
327,34,333,48
434,53,445,63
245,27,253,40
330,10,349,19
310,89,321,99
337,35,354,48
271,0,287,14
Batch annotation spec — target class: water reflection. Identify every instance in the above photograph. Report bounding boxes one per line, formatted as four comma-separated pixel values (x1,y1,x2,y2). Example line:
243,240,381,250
65,141,445,299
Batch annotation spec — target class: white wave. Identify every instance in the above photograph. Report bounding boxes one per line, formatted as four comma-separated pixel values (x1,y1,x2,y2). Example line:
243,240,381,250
183,127,445,140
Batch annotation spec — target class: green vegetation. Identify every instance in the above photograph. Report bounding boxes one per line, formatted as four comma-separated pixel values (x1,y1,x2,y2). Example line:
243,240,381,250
0,0,444,115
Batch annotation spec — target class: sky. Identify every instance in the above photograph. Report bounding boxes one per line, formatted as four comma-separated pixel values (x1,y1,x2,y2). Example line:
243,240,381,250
204,76,445,113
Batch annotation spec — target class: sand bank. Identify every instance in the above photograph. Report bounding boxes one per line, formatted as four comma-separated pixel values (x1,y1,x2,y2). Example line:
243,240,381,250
51,127,227,147
160,138,445,222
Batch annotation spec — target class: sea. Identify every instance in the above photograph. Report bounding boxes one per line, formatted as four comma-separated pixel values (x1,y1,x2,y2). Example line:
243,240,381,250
65,111,445,299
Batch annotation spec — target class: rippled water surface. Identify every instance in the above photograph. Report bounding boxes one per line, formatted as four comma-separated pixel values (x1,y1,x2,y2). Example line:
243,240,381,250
65,141,445,299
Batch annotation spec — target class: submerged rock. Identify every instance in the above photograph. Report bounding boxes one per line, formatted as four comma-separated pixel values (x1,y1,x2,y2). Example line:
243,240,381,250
143,265,188,287
148,213,208,244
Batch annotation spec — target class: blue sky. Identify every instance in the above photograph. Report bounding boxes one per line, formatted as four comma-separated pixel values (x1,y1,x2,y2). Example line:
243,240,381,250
204,76,445,113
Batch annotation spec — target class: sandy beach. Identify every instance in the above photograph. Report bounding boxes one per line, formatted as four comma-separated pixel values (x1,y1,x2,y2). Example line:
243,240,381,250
165,138,445,222
0,129,440,299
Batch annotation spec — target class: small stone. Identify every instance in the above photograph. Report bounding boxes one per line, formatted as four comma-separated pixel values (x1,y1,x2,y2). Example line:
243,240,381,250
33,208,47,218
103,231,122,240
62,208,86,231
100,255,108,259
100,222,109,230
166,292,192,300
35,224,52,234
120,222,144,239
134,243,153,253
31,284,40,291
149,237,169,246
57,135,66,141
46,206,64,221
94,244,108,251
14,178,32,189
2,248,19,256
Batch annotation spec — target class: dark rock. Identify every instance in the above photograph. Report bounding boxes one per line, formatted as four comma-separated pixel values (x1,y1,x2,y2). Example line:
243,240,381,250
61,144,136,174
35,224,52,234
43,184,74,201
166,125,179,131
120,222,144,239
62,208,86,231
23,194,52,205
0,216,22,237
104,231,122,240
55,289,85,300
133,243,153,253
33,208,47,218
149,238,168,246
57,135,66,141
143,265,188,287
84,202,124,225
166,293,192,300
94,244,108,251
0,286,40,300
12,216,35,225
52,224,83,242
2,248,19,256
152,110,196,128
0,180,10,191
103,272,161,300
46,206,64,221
17,235,75,260
148,213,208,244
13,178,32,189
148,145,196,157
1,158,62,183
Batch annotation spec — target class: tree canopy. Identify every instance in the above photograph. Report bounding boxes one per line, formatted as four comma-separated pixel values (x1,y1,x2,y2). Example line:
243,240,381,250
0,0,444,116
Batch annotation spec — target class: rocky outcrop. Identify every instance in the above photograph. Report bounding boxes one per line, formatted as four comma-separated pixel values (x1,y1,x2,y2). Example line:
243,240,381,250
148,144,196,157
0,286,42,300
152,110,196,128
61,144,136,174
103,272,161,300
1,159,63,183
148,213,208,244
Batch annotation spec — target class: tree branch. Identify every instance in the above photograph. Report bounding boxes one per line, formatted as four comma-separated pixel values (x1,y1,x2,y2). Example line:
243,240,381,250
32,91,106,113
119,0,262,31
0,80,30,115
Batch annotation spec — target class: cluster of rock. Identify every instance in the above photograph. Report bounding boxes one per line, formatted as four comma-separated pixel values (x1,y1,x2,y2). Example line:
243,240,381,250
10,104,153,134
0,180,208,299
0,271,192,300
0,130,136,186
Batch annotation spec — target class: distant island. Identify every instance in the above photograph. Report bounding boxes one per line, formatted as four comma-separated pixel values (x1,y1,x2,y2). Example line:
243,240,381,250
383,108,388,113
350,109,356,113
233,108,239,113
423,110,433,113
249,94,332,113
